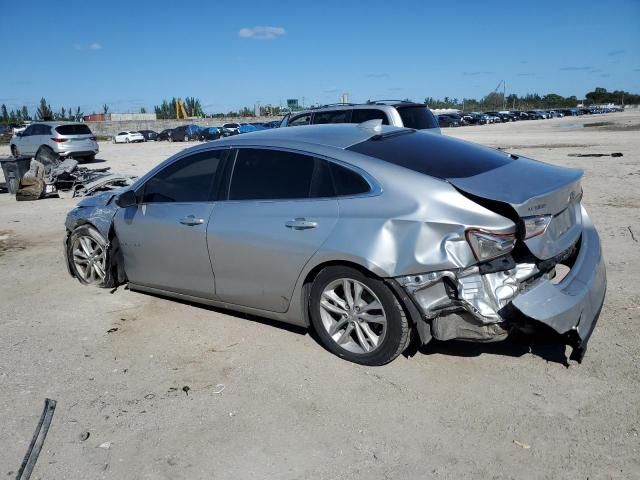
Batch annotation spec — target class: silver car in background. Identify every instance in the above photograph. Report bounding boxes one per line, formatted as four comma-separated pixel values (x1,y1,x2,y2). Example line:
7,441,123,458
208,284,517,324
63,122,606,365
10,121,99,161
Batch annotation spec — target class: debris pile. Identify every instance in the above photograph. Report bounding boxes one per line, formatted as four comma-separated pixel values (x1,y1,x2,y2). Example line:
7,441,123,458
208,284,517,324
4,151,135,201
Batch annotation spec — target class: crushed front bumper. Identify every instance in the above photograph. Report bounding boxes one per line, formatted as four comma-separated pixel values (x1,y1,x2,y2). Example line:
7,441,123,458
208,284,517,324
505,210,606,361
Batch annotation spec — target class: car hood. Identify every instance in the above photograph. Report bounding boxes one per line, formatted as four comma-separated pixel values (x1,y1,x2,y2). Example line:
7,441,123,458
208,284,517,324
76,189,123,208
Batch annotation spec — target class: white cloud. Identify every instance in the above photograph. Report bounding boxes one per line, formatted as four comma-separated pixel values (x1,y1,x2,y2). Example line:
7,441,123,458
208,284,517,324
238,26,285,40
74,42,102,50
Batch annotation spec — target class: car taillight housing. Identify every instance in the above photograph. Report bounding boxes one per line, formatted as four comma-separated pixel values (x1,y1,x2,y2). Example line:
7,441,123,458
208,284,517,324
466,229,516,261
522,215,553,239
51,138,68,143
89,136,97,141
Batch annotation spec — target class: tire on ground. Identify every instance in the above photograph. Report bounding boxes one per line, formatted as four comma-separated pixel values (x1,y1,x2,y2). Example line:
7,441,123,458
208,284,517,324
67,225,116,288
309,265,411,366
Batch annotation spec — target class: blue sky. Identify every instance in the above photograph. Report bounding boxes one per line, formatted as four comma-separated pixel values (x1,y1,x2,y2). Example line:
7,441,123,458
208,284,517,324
2,0,639,114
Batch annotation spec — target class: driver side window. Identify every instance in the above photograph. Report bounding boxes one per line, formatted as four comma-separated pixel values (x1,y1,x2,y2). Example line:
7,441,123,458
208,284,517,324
142,150,225,203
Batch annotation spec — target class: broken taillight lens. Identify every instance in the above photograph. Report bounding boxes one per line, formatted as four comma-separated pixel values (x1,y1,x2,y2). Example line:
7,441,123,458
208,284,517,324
466,229,516,261
522,215,553,239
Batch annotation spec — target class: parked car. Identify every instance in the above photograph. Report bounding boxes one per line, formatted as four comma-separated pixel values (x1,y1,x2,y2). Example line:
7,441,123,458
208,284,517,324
280,100,441,134
113,131,145,144
10,121,99,161
198,126,223,141
462,112,488,125
525,111,545,120
437,115,460,127
63,123,606,366
221,123,241,136
169,125,200,142
138,130,159,141
157,129,172,141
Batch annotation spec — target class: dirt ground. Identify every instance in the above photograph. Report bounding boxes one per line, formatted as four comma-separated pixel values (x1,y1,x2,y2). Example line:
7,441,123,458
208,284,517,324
0,112,639,479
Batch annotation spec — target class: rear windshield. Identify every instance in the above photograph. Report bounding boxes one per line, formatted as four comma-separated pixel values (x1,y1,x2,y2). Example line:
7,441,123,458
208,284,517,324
347,131,514,179
55,124,92,135
397,106,438,129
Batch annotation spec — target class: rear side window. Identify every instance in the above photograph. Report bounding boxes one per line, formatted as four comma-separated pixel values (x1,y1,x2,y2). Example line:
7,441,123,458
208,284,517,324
396,106,438,129
313,110,352,124
34,124,52,135
330,163,370,196
55,124,92,135
230,149,316,200
142,150,224,203
351,109,389,125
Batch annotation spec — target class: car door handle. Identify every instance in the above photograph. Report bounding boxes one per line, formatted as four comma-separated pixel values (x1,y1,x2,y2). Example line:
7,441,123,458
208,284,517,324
285,218,318,230
179,215,204,226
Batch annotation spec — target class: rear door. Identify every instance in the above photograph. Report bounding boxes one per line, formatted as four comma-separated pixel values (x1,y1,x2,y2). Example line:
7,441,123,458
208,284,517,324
208,148,339,312
114,149,228,298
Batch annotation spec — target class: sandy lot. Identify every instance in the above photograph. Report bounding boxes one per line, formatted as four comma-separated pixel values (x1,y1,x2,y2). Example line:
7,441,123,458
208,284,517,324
1,112,639,479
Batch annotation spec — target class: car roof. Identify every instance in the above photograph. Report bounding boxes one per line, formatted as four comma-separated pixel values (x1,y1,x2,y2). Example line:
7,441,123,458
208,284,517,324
35,121,85,127
210,123,408,150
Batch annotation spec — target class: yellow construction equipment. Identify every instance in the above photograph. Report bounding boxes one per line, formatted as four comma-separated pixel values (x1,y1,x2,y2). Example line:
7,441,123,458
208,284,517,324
175,98,189,119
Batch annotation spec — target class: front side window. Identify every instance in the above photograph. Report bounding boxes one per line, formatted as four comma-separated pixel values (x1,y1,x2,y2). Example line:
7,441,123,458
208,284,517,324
142,150,225,203
288,114,311,127
351,109,389,125
313,110,351,124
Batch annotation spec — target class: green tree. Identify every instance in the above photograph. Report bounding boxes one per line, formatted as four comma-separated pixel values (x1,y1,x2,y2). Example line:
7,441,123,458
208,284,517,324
36,98,53,120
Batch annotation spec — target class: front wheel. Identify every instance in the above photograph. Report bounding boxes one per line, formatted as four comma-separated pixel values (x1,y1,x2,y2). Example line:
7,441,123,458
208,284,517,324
309,266,410,366
67,225,115,288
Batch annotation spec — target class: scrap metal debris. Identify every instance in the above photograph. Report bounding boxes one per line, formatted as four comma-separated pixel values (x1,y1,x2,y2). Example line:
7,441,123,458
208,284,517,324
513,440,531,449
106,328,119,334
568,152,623,157
628,226,638,243
182,386,190,396
79,431,90,442
11,150,135,201
15,398,57,480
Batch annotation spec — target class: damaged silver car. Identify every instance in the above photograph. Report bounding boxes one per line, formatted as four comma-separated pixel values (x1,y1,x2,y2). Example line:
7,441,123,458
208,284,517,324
63,121,606,365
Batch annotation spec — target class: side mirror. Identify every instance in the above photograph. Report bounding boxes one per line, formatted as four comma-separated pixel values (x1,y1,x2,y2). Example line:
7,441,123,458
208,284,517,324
116,190,138,208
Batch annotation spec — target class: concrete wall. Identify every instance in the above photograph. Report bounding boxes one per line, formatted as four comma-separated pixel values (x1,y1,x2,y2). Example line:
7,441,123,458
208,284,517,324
86,116,281,137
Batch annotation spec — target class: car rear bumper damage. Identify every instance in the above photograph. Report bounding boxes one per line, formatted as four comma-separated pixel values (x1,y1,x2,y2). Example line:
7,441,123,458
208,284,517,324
396,208,606,361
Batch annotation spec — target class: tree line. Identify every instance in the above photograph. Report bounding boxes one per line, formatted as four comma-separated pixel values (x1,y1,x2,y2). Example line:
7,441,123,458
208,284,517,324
425,87,638,111
1,98,84,125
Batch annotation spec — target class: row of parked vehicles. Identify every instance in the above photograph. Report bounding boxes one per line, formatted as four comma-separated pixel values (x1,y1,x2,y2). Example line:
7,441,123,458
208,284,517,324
112,121,281,144
436,106,623,128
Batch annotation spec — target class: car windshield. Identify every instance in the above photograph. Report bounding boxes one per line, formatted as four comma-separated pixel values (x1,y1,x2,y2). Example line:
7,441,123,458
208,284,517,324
397,107,438,129
55,124,92,135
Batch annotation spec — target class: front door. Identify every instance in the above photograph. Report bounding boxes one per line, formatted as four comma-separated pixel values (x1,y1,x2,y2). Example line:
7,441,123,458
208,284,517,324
208,148,339,312
114,149,226,299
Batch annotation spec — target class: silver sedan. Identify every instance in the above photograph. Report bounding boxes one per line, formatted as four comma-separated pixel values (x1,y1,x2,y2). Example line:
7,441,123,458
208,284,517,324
63,122,606,365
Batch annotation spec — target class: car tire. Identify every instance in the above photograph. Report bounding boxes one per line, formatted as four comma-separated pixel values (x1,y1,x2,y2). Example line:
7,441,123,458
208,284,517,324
309,266,411,366
168,136,173,142
125,138,130,143
67,225,115,288
184,135,188,142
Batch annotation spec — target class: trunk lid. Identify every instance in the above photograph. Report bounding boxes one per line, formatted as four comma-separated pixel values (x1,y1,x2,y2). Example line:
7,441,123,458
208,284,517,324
447,157,584,260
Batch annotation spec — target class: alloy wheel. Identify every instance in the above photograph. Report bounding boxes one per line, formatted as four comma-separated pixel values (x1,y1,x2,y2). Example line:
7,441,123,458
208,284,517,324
319,278,387,354
71,235,107,284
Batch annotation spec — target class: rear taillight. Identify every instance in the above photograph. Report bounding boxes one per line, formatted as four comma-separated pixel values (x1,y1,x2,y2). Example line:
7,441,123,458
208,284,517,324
522,215,552,239
466,229,516,261
51,138,67,143
89,136,97,141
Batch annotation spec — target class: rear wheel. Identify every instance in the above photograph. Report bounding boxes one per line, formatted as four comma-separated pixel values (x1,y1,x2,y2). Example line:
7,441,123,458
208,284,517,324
168,136,173,142
67,225,114,288
309,266,410,366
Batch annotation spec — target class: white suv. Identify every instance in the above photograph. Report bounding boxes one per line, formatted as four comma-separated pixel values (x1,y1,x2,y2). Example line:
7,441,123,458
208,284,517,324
280,100,441,134
10,122,99,162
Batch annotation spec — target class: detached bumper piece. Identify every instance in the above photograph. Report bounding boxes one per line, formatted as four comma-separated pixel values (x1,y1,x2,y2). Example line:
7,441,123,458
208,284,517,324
506,213,606,362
